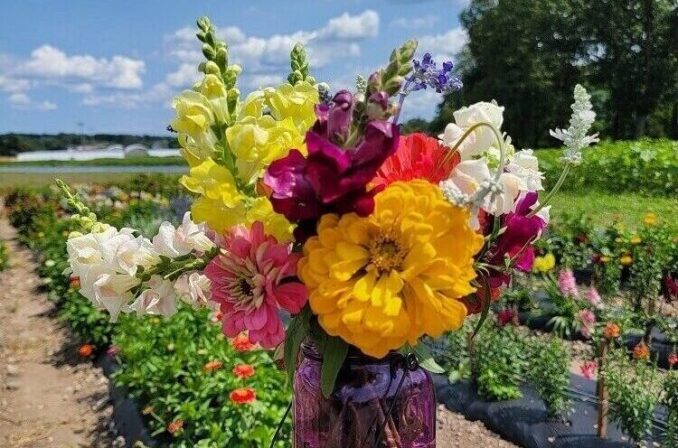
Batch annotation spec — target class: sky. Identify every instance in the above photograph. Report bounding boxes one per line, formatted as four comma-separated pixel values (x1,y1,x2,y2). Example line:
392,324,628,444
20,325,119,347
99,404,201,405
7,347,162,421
0,0,469,136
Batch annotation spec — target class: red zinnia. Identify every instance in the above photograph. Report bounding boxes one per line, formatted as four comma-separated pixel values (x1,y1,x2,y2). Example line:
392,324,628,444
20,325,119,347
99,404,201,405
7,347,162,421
78,344,94,358
633,342,650,361
497,308,516,327
669,353,677,368
231,333,256,352
230,387,256,404
372,133,460,188
233,364,255,379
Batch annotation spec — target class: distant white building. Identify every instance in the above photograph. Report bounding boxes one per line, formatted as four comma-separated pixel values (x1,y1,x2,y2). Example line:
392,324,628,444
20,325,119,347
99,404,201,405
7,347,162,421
16,144,180,162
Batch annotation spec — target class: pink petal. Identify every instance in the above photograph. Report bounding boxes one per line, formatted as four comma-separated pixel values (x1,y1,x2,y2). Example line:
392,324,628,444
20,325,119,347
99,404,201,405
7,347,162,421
274,282,308,314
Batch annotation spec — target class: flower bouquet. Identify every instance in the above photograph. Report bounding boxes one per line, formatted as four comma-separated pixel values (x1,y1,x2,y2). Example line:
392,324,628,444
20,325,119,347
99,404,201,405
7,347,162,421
61,16,597,448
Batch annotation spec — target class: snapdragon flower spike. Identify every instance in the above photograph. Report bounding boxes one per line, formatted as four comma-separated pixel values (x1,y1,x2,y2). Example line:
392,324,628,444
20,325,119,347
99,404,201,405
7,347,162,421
408,53,463,94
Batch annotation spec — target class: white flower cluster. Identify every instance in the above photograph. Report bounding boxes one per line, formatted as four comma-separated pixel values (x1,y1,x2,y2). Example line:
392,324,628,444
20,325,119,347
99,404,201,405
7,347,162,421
66,213,214,321
549,84,599,165
438,101,546,228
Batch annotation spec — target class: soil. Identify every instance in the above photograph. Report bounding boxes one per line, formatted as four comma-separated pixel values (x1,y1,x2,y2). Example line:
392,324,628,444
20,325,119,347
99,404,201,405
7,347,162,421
436,405,518,448
0,215,121,448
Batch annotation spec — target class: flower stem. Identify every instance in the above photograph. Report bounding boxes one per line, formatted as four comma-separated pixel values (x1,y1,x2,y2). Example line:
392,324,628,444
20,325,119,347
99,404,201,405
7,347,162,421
528,163,571,217
392,79,412,125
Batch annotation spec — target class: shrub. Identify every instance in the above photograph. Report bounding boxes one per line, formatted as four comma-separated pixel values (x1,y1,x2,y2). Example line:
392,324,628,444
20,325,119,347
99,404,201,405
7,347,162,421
526,337,570,418
603,348,661,443
475,325,526,401
663,370,678,446
537,139,676,197
0,241,9,271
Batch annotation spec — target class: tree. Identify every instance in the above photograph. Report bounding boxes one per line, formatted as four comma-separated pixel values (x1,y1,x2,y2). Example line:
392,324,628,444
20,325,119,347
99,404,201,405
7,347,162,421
584,0,677,139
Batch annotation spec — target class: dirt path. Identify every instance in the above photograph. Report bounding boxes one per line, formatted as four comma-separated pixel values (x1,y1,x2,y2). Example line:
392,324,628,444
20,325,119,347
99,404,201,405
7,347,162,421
0,215,120,448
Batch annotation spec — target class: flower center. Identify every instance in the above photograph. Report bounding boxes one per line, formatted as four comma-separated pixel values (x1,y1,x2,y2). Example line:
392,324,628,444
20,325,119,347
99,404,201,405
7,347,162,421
369,234,406,273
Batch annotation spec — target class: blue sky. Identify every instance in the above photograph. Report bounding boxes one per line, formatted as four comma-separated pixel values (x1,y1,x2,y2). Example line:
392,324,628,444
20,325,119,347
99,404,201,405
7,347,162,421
0,0,468,135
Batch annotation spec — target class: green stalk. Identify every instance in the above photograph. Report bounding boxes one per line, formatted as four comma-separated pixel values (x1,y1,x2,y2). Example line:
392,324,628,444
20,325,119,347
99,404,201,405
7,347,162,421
528,163,571,217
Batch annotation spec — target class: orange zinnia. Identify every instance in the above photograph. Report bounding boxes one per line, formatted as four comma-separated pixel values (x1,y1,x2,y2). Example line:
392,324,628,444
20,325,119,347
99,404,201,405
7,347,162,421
372,133,460,187
203,360,223,373
230,387,256,404
78,344,94,358
231,333,256,352
603,323,621,340
233,364,255,379
167,419,184,435
633,342,650,361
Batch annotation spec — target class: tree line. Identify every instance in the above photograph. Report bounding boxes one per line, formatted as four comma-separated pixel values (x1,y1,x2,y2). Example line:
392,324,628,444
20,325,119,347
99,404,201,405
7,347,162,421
0,133,178,157
406,0,677,148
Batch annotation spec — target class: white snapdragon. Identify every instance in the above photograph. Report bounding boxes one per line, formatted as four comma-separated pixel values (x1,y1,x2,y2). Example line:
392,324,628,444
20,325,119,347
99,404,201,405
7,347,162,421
506,149,544,191
549,84,599,165
127,275,178,317
152,212,215,258
439,158,522,228
92,273,139,321
439,101,505,159
174,271,212,309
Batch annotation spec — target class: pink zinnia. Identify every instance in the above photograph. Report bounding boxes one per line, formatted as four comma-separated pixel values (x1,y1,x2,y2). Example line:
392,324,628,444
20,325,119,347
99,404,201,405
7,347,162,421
205,222,307,348
580,360,597,379
558,269,579,297
584,287,602,307
578,309,596,338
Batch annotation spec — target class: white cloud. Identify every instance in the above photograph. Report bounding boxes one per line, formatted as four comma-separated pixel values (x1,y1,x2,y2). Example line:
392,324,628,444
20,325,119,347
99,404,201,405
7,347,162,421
399,88,440,121
243,74,284,89
166,63,200,87
20,45,145,89
8,92,57,111
390,16,439,29
418,28,468,61
320,10,379,39
0,75,31,93
164,9,380,89
82,82,171,109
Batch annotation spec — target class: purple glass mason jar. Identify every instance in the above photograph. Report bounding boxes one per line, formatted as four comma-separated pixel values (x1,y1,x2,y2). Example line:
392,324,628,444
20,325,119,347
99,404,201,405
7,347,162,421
293,343,436,448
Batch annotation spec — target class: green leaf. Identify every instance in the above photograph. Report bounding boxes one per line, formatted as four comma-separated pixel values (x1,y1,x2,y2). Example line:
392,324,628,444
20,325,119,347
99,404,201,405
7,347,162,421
283,307,310,382
412,343,445,374
320,336,348,398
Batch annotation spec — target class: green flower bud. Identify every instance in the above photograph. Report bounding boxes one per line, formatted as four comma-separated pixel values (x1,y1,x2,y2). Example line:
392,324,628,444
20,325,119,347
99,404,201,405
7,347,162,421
202,44,216,60
204,61,221,75
197,17,211,32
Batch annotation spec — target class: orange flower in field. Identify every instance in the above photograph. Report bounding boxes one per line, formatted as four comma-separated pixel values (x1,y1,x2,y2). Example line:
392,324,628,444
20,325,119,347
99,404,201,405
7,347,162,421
603,323,621,340
633,342,650,361
233,364,255,379
167,419,184,435
78,344,94,358
230,387,256,404
643,212,657,226
203,360,223,373
372,133,460,188
231,333,255,352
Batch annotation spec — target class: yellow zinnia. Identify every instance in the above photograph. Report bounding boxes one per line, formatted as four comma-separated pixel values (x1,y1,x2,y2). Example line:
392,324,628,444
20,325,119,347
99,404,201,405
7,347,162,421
298,180,484,358
533,253,556,273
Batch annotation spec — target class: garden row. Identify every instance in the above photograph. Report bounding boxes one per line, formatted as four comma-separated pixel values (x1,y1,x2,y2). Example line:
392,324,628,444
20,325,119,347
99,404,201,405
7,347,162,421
2,178,292,447
2,174,676,447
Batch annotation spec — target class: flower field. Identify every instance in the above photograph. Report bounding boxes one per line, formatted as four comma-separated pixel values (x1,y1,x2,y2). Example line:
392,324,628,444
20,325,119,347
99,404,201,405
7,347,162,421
1,160,676,446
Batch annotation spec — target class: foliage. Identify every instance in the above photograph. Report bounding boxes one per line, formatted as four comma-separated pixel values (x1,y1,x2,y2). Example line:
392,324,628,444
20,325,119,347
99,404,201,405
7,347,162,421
603,348,661,443
113,308,291,447
536,139,677,197
662,370,678,446
475,325,526,401
0,241,8,271
525,337,571,418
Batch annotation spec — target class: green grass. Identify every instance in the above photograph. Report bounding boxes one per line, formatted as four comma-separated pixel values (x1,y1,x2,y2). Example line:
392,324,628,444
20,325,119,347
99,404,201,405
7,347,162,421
0,171,180,187
549,191,677,232
0,156,184,167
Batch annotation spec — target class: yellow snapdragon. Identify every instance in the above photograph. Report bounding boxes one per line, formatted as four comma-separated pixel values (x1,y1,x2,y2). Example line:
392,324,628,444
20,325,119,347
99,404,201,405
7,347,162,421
226,115,305,185
264,81,318,133
171,91,217,151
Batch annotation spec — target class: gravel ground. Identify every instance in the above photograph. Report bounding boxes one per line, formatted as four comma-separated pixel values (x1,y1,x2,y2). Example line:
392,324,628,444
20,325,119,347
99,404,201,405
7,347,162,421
0,214,122,448
436,405,518,447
